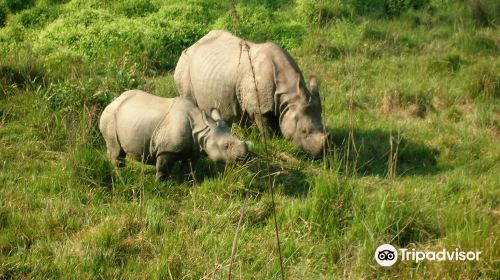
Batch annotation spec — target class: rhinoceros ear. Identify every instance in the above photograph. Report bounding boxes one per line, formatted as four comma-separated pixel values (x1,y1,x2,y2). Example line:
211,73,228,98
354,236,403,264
308,75,320,97
210,108,222,122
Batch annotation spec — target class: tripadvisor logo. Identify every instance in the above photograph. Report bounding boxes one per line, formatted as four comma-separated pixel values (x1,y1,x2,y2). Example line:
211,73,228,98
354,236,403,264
375,244,482,267
375,244,398,267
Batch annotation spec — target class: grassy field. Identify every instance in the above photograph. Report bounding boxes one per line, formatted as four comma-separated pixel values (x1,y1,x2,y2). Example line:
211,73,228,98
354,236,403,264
0,0,499,279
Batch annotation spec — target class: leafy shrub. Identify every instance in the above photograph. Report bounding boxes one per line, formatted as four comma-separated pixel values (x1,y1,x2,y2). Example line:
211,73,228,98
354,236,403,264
105,58,141,91
18,6,60,28
36,9,139,56
113,0,158,17
214,5,305,50
3,0,35,13
147,22,206,71
0,2,7,27
155,1,225,23
35,7,211,72
221,5,305,49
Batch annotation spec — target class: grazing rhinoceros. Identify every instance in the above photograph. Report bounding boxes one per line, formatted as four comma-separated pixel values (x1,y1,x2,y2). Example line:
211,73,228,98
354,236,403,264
99,90,249,181
174,30,327,158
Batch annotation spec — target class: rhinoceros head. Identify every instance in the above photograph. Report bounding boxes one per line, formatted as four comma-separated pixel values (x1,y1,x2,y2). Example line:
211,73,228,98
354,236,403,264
203,109,249,163
279,75,327,159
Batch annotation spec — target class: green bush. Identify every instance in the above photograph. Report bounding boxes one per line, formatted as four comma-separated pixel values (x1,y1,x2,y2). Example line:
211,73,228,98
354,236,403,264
214,5,305,50
113,0,158,17
35,7,212,72
147,22,207,71
155,1,225,23
4,0,35,13
0,3,7,27
17,6,60,28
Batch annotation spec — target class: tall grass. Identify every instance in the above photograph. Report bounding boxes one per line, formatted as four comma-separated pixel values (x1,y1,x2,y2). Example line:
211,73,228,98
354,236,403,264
0,0,499,279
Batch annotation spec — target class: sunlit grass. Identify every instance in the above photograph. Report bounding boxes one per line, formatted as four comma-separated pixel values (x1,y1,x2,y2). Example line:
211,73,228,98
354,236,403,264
0,0,499,279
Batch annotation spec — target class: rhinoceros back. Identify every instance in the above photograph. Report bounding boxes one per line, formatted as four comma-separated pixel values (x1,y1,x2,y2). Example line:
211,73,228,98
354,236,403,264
105,90,186,162
174,30,246,122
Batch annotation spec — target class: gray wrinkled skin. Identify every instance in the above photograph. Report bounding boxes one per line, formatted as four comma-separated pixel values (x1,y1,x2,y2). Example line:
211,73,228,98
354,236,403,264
174,30,327,158
99,90,249,180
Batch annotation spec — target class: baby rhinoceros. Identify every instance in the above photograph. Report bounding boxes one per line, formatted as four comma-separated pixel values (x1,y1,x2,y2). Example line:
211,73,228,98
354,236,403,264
99,90,249,181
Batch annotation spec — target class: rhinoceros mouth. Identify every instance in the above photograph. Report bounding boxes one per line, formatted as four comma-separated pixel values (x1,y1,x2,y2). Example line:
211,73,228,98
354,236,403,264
236,152,251,162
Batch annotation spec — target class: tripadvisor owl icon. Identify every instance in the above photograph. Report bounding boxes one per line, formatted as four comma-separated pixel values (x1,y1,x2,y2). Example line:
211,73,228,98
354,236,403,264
375,244,398,267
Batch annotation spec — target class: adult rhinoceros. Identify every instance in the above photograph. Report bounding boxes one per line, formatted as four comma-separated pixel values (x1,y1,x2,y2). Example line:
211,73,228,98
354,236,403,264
174,30,327,159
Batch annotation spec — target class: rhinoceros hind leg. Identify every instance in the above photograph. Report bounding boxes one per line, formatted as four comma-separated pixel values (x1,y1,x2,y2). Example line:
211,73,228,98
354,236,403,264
106,143,126,168
156,153,177,181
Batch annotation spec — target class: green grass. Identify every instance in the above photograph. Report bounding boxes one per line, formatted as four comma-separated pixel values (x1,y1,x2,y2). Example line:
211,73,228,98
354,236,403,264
1,0,499,279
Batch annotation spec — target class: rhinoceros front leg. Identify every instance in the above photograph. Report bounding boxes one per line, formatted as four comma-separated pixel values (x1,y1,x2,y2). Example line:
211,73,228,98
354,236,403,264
179,157,199,181
254,112,278,138
155,153,177,181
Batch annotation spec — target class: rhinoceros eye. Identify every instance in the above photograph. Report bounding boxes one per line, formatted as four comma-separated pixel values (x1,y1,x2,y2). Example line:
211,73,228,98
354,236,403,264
223,142,230,150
